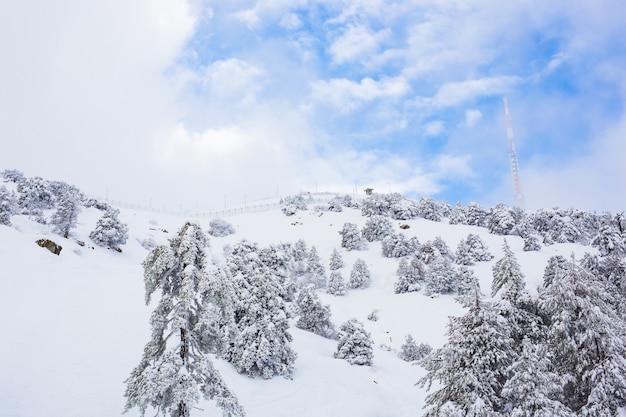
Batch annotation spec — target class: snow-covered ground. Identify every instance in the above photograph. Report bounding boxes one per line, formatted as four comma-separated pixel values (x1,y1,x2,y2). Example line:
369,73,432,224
0,198,596,417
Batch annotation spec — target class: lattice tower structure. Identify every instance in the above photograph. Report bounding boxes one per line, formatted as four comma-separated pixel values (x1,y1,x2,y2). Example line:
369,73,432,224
503,96,524,207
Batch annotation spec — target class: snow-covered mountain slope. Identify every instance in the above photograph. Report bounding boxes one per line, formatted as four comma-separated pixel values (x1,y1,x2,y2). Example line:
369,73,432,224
0,195,610,417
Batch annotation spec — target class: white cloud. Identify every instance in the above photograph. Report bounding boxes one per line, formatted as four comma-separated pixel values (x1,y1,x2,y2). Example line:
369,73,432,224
424,121,445,137
329,24,392,65
432,76,521,107
310,76,410,112
200,58,266,106
465,109,482,127
279,12,301,30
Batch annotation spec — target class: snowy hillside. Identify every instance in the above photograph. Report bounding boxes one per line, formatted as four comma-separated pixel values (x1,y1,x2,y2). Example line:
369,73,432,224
1,172,625,417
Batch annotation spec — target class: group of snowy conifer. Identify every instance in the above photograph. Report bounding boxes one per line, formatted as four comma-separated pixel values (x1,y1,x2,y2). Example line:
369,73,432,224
419,241,626,416
1,169,128,250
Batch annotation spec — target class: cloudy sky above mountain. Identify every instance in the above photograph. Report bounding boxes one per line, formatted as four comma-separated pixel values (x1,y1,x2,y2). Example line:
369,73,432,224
1,0,625,212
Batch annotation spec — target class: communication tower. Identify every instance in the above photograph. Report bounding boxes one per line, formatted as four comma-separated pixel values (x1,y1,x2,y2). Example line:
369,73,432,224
503,97,524,207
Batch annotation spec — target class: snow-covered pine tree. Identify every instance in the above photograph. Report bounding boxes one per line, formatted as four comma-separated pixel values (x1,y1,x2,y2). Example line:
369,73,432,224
591,223,626,257
334,319,374,365
398,334,431,362
348,259,371,289
423,256,457,296
417,197,443,222
491,240,540,344
394,257,425,294
455,233,491,266
16,176,54,223
0,185,17,226
487,203,517,235
389,198,419,220
419,293,514,416
522,234,542,251
456,266,479,296
89,208,129,250
381,233,419,258
124,222,244,417
360,194,391,217
542,255,568,288
339,222,366,251
537,256,626,414
50,182,81,238
295,285,335,338
328,248,344,271
500,338,573,416
258,243,297,302
327,271,346,296
304,246,326,289
448,202,467,225
226,241,296,379
361,215,393,242
208,218,235,237
465,201,488,227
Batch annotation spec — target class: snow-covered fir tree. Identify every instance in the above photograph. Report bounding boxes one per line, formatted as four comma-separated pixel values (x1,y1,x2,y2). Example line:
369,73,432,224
339,222,366,251
348,259,371,289
16,176,54,222
487,203,518,235
50,182,81,238
500,338,573,417
465,201,488,227
0,185,17,226
258,243,297,302
542,255,568,288
423,256,457,296
89,208,129,250
281,194,308,216
491,240,525,300
361,215,393,242
360,193,392,217
334,319,374,366
327,196,344,212
591,222,626,257
328,248,344,271
389,198,419,220
295,285,335,339
455,233,491,265
208,218,235,237
419,292,514,416
398,334,431,362
304,246,326,289
456,266,479,296
522,234,542,251
394,257,425,294
417,197,442,222
537,257,626,414
381,233,419,258
327,271,346,296
124,222,244,417
448,202,467,225
226,241,296,379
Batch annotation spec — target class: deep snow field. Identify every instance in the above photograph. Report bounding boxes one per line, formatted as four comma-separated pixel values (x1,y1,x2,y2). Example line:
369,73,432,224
0,195,597,417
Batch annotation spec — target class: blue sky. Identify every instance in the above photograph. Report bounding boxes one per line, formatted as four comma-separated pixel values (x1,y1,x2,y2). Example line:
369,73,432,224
1,0,625,212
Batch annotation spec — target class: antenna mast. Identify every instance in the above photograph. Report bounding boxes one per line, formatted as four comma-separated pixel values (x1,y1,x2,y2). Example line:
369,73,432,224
503,97,524,207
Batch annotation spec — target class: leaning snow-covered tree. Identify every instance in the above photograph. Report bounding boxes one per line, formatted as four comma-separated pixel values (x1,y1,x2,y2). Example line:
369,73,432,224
90,208,129,250
334,319,374,366
295,285,336,338
124,222,244,417
50,182,81,238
